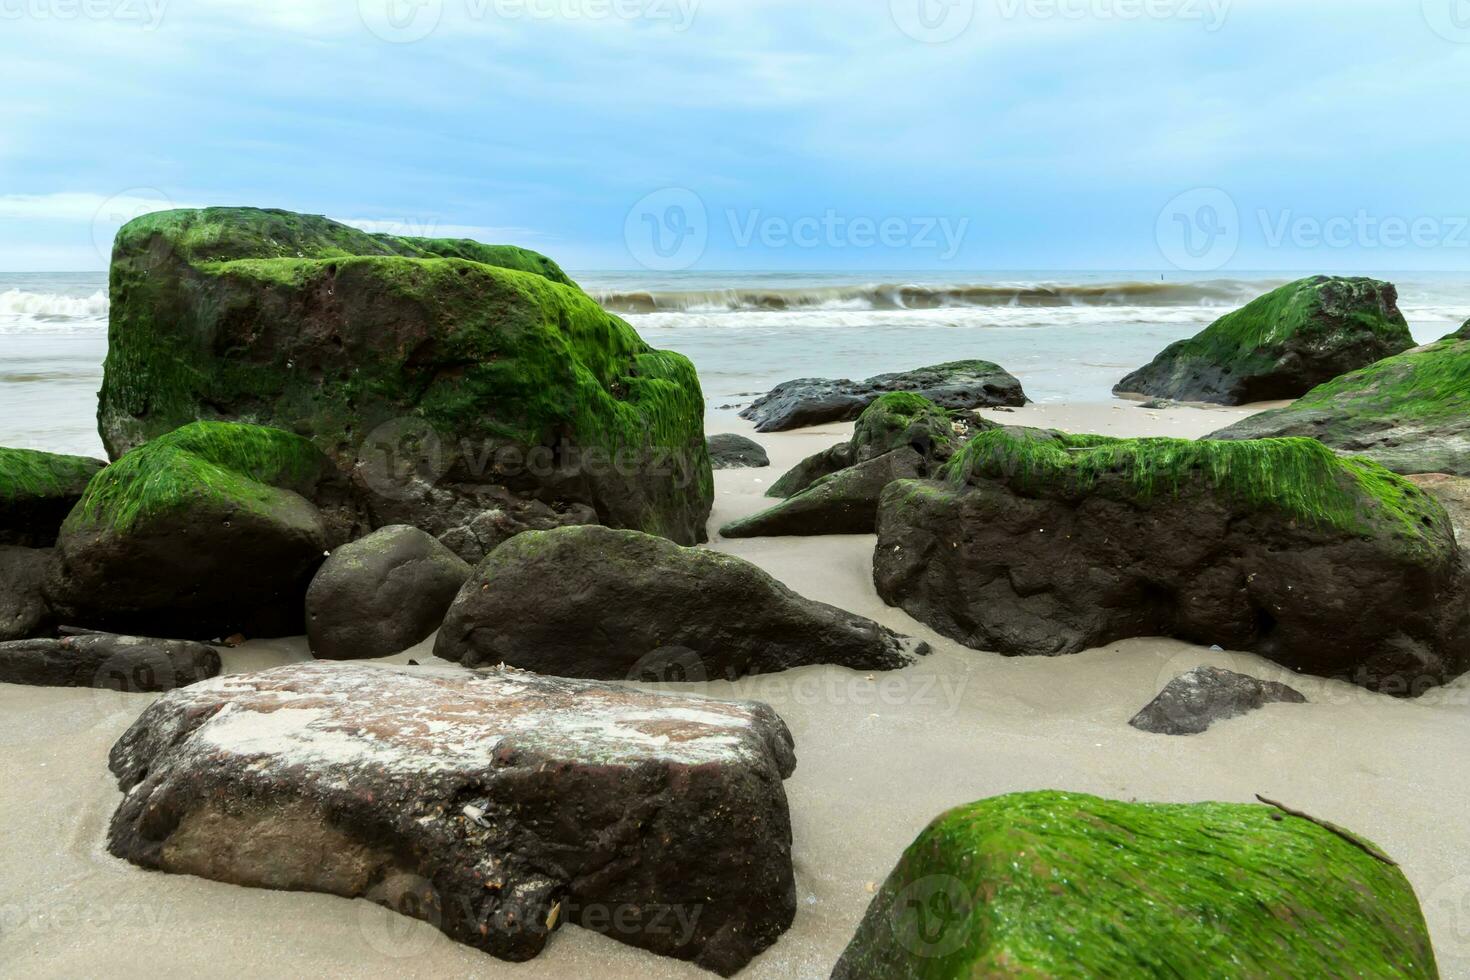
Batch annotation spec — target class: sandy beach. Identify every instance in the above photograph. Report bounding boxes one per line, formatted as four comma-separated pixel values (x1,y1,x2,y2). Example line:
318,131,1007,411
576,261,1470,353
5,398,1468,979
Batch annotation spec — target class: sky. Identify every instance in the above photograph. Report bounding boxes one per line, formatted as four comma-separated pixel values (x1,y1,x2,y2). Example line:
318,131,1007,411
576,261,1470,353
1,0,1469,273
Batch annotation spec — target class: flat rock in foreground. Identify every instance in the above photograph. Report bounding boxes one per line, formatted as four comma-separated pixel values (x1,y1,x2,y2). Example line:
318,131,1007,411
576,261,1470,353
833,791,1437,978
1129,666,1307,736
107,663,798,976
739,360,1026,432
435,526,927,680
0,631,220,690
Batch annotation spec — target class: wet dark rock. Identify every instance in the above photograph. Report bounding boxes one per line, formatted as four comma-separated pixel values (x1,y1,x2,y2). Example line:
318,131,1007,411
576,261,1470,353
0,631,220,690
706,434,770,470
0,546,53,642
1129,666,1307,735
0,448,106,548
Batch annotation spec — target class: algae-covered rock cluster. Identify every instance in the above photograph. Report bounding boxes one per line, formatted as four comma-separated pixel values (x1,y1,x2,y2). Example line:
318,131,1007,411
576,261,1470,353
874,427,1470,694
98,207,712,558
833,791,1438,979
1116,276,1414,405
1210,326,1470,476
721,393,988,538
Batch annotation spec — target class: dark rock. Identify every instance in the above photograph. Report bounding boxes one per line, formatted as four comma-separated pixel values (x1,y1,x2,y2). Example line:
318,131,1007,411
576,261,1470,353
0,546,54,641
874,428,1470,695
1209,331,1470,476
740,360,1026,432
99,207,712,549
0,631,220,690
706,434,770,470
47,422,339,640
724,394,988,538
107,662,798,976
0,448,105,547
1115,277,1415,405
434,525,927,680
1129,666,1307,735
833,791,1436,979
306,526,473,661
721,449,925,538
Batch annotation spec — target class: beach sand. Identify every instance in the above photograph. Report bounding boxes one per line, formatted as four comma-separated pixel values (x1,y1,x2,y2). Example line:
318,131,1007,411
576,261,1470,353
3,400,1469,978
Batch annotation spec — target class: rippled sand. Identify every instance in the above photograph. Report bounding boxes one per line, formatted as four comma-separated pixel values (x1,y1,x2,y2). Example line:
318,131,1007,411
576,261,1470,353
4,401,1469,979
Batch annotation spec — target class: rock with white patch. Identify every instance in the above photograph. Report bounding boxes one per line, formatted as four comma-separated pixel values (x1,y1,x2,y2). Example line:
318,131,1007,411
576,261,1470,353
0,630,220,690
433,525,928,680
106,662,798,976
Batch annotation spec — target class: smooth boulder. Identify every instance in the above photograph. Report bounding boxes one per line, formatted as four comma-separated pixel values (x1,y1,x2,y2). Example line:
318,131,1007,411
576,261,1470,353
833,791,1437,979
434,525,927,680
1210,328,1470,476
1115,276,1414,405
874,428,1470,695
306,525,472,660
48,422,341,640
0,631,220,690
707,433,770,469
0,546,55,642
740,359,1025,432
1129,666,1307,736
107,662,798,976
0,447,105,547
98,207,712,552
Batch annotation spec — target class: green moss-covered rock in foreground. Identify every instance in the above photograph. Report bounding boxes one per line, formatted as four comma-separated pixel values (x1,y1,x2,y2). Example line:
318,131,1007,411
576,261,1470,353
832,791,1438,979
98,207,711,555
48,422,347,639
1209,331,1470,476
0,447,105,547
875,428,1470,694
1115,276,1414,405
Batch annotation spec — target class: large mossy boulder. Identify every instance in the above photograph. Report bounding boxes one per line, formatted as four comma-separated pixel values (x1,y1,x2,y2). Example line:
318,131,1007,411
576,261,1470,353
721,393,980,538
740,360,1026,432
434,525,927,680
1210,329,1470,476
832,791,1437,979
1115,276,1414,405
98,207,711,558
48,422,347,639
874,428,1470,695
0,448,106,547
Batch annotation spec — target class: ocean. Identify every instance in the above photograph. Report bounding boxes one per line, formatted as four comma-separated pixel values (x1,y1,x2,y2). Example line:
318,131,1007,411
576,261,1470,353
2,270,1465,459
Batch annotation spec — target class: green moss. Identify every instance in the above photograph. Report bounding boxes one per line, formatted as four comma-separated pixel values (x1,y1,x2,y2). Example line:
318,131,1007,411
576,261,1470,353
1287,335,1470,425
836,791,1436,979
0,448,102,501
942,428,1447,549
853,392,955,453
70,421,325,532
1145,276,1412,379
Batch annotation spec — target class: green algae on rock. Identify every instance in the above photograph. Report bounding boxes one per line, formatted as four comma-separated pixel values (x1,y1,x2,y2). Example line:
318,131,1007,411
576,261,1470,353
49,422,344,639
875,427,1470,694
1209,331,1470,476
1115,276,1415,405
831,791,1438,980
98,207,711,553
0,447,106,547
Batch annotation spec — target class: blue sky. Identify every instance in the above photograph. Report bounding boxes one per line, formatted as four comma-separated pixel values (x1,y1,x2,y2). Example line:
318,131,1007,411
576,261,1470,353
2,0,1469,272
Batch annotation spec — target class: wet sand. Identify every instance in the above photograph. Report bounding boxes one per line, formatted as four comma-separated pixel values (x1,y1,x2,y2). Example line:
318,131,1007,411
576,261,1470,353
3,400,1469,978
